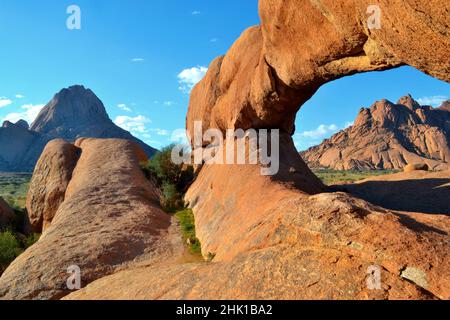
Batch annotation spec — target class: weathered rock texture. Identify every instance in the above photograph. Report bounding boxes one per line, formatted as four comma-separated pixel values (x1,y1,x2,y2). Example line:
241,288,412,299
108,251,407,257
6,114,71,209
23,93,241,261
67,0,450,300
0,197,14,228
301,96,450,170
0,139,169,300
0,85,156,172
67,172,449,300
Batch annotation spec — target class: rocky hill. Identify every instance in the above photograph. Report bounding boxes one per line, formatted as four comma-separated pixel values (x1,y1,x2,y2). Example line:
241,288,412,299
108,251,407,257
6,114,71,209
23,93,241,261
0,85,157,172
301,95,450,171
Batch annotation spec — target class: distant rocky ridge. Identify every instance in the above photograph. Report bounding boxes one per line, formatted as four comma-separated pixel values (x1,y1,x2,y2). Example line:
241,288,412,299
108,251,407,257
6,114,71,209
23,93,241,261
0,85,157,172
301,95,450,171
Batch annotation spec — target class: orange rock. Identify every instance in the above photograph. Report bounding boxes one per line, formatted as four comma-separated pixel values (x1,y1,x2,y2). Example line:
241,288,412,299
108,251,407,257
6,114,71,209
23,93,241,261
66,188,449,300
404,163,430,173
26,139,80,233
0,139,169,300
188,0,449,141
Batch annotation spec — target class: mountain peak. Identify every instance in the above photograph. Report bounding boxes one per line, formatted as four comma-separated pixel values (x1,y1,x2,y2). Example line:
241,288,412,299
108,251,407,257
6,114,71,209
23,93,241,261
2,119,29,130
0,85,157,172
30,85,110,134
439,100,450,111
397,94,420,110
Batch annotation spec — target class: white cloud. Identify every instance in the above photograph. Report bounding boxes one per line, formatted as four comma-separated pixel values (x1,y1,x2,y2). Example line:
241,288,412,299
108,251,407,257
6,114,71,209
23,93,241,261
300,124,339,139
114,115,151,136
131,58,145,62
117,103,132,112
192,10,201,15
151,128,169,136
0,97,13,108
417,95,448,107
294,124,341,151
210,38,218,43
15,94,25,99
177,66,208,93
163,101,174,107
2,104,45,124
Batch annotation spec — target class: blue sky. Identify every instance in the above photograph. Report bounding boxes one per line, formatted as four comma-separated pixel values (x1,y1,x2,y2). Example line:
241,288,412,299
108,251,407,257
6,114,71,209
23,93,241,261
0,0,448,150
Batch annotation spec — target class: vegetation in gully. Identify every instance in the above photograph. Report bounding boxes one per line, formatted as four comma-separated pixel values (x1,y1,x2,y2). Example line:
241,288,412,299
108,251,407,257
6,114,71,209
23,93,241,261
141,145,201,255
0,174,40,275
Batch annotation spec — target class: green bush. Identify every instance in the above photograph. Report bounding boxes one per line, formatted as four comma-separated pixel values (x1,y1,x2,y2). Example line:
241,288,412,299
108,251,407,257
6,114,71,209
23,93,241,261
0,231,23,273
141,146,201,256
175,209,201,255
160,182,184,213
142,144,183,186
313,169,399,185
141,144,194,213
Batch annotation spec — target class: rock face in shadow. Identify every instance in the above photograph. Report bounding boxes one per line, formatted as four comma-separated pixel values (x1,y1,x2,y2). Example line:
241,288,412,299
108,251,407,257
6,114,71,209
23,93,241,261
333,170,450,215
0,138,169,300
301,96,450,170
26,139,80,233
0,197,14,228
0,85,157,172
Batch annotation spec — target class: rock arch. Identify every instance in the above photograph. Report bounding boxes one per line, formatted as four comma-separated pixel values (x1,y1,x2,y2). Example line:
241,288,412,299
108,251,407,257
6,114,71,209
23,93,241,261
187,0,449,152
184,0,450,296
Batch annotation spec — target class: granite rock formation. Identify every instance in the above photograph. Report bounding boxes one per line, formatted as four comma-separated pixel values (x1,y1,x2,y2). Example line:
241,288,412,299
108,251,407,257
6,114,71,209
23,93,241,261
301,96,450,170
0,139,168,300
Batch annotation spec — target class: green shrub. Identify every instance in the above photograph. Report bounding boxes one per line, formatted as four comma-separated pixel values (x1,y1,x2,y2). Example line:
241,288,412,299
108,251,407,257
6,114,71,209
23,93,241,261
0,231,23,273
313,169,399,185
142,144,183,186
175,209,201,255
141,145,194,213
160,182,184,213
141,146,201,255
